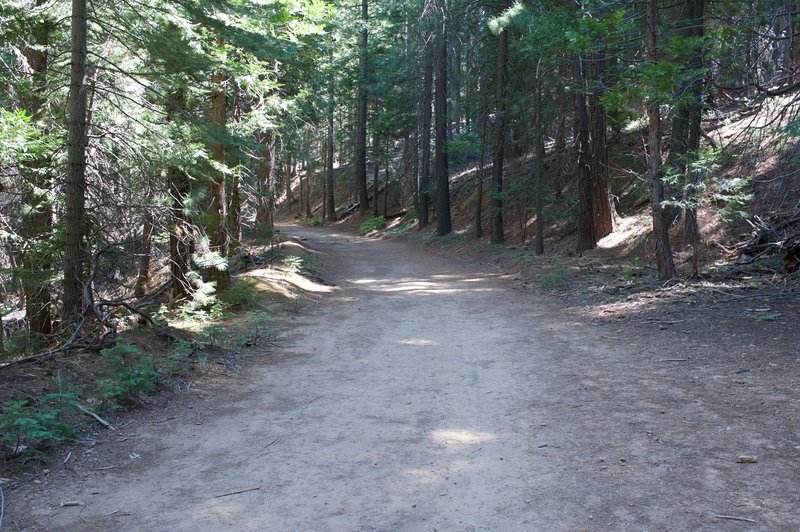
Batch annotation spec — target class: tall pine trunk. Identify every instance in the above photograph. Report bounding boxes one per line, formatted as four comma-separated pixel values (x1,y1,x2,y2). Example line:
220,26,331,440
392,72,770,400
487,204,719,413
574,54,595,251
434,0,451,236
589,53,614,241
534,59,545,255
256,131,276,233
648,0,676,280
208,67,231,291
21,5,53,335
356,0,369,214
63,0,89,322
326,76,336,220
419,41,434,229
490,0,509,244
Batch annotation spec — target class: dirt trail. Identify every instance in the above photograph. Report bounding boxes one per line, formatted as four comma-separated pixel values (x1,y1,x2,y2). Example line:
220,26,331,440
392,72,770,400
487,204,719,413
8,227,800,530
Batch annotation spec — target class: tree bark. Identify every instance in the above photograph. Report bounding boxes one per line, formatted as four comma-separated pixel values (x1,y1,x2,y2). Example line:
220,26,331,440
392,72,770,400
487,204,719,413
21,4,53,335
588,52,615,241
63,0,89,322
208,67,231,291
326,76,336,220
356,0,370,214
256,131,276,233
434,0,452,236
490,0,509,244
419,40,434,229
534,59,545,255
574,54,595,251
648,0,676,280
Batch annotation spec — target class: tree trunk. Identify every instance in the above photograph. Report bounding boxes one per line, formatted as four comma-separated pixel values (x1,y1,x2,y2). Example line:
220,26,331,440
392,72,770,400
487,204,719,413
165,89,192,304
435,0,451,236
670,0,705,276
373,127,381,217
648,0,676,280
574,54,595,251
490,0,509,244
20,5,53,335
326,80,336,220
208,67,231,291
419,41,434,229
475,110,488,240
256,131,276,233
63,0,89,322
534,59,545,255
356,0,369,214
588,53,615,241
134,207,154,298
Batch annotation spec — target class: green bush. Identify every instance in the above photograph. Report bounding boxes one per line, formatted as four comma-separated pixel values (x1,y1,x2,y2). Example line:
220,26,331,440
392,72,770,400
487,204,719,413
0,391,78,453
360,216,388,235
448,131,480,166
98,345,160,406
220,278,259,309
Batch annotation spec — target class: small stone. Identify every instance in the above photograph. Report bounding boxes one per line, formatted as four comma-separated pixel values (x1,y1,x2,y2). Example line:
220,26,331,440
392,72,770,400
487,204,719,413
737,455,758,464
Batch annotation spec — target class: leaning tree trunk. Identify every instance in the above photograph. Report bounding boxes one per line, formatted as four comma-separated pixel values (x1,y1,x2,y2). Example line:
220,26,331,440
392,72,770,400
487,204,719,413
434,0,451,236
63,0,89,322
648,0,676,280
490,0,509,244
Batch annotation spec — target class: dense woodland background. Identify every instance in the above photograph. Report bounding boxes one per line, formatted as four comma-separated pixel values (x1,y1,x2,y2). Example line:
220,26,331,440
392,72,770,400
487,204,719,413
2,0,800,361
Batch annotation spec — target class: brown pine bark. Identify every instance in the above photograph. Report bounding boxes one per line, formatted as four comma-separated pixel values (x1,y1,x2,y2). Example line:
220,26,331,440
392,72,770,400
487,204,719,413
588,53,615,241
419,41,434,229
326,81,336,220
534,59,545,256
648,0,676,280
166,89,193,304
434,0,451,236
208,67,231,291
256,131,276,233
63,0,89,322
490,0,509,244
21,4,53,335
356,0,369,214
574,54,595,252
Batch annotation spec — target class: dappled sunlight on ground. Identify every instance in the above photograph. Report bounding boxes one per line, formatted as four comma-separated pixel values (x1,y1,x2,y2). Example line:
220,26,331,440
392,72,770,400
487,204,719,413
245,267,335,299
349,277,498,295
430,429,498,449
398,338,439,346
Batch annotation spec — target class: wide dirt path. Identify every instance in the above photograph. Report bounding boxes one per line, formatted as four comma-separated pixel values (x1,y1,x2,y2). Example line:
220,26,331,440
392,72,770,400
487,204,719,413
10,227,799,530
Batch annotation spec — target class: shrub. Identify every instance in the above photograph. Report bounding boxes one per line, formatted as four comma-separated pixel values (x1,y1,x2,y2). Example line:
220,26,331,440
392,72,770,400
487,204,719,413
360,216,388,235
97,345,160,406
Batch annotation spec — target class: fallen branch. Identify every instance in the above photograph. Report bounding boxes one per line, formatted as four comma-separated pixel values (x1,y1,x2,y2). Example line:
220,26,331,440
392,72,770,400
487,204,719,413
713,514,755,523
75,403,116,431
213,486,261,499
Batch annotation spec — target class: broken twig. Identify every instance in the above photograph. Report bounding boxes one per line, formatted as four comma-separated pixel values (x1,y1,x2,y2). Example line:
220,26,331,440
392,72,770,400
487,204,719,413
75,403,116,430
213,486,261,499
714,514,755,523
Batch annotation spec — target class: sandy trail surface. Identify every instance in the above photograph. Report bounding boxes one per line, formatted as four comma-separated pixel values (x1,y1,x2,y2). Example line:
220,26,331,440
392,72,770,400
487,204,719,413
9,227,799,530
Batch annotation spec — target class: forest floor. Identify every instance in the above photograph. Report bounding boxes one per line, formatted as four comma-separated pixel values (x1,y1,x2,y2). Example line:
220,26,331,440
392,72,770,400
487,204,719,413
4,223,800,531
